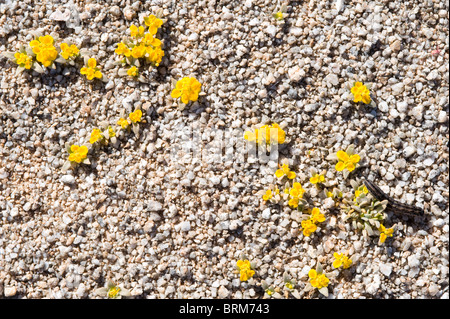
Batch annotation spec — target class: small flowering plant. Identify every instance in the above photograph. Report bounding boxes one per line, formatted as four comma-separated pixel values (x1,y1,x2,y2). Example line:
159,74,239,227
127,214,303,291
115,10,165,82
29,34,58,68
2,32,58,74
351,81,371,105
95,280,131,299
327,144,361,178
62,143,91,172
236,259,256,282
378,224,395,244
261,281,282,299
342,180,388,238
13,51,33,70
309,168,326,186
89,128,104,145
171,77,204,109
300,207,325,237
244,123,286,147
117,107,144,137
272,3,288,22
80,57,105,82
275,162,296,180
235,253,256,283
332,252,353,269
55,41,81,66
305,262,330,297
2,31,90,76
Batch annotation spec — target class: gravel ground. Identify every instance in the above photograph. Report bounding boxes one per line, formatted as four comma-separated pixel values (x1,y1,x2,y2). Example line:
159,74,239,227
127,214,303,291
0,0,448,299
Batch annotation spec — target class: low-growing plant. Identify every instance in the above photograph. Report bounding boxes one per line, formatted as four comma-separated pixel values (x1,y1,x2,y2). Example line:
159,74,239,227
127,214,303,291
95,280,131,299
327,144,361,179
170,77,204,110
305,262,330,297
341,180,389,238
115,10,166,82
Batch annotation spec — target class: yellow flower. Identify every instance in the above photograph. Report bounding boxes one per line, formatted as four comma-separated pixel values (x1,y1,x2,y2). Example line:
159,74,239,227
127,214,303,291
117,118,129,129
335,150,360,172
285,282,294,290
273,11,284,20
89,128,102,144
130,24,145,38
129,109,142,123
310,207,325,224
171,77,202,104
244,123,285,145
14,52,33,69
378,224,394,244
301,219,317,237
244,128,261,143
107,286,121,299
310,173,325,184
145,45,164,66
275,163,296,179
354,185,369,202
108,126,116,138
308,269,329,289
30,35,58,67
262,189,272,201
68,144,88,163
268,123,285,144
333,252,353,269
351,82,371,104
127,66,138,77
144,15,163,34
236,260,255,282
143,33,162,47
131,44,147,59
80,58,102,81
288,182,305,208
115,42,131,57
60,43,79,60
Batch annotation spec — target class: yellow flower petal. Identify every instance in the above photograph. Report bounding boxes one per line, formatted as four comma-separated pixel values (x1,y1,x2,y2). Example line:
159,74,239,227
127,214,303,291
335,161,346,171
336,150,349,162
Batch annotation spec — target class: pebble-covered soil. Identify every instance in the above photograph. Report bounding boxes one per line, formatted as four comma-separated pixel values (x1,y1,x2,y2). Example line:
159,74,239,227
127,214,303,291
0,0,448,299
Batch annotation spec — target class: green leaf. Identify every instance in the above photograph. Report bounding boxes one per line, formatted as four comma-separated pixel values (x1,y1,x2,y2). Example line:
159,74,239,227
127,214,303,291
61,160,72,172
316,262,323,274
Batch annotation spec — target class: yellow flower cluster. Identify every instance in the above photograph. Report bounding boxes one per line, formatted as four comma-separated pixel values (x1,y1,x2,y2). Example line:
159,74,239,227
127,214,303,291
89,128,103,144
310,173,325,184
351,82,371,104
244,123,285,145
29,35,58,67
354,184,368,202
144,14,164,34
117,109,143,130
378,224,394,244
60,43,79,60
171,77,202,104
68,145,88,163
115,15,165,72
301,208,325,237
308,269,329,289
80,58,103,81
236,260,255,282
262,187,279,201
14,52,33,69
335,150,360,172
332,252,352,269
287,182,305,208
127,66,139,77
275,163,296,179
107,286,121,299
